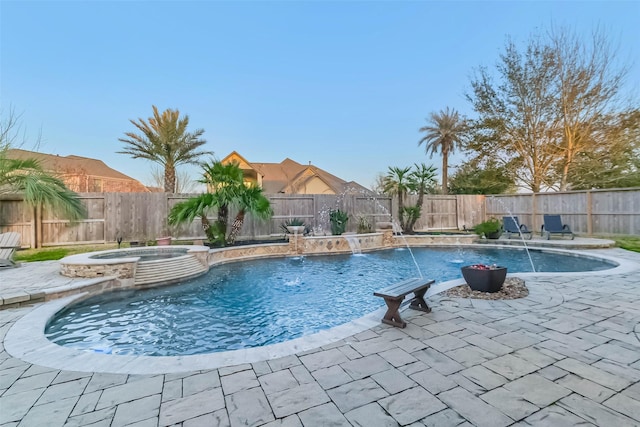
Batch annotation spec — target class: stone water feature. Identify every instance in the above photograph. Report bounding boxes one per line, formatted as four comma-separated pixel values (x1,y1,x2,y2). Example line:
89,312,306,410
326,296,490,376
60,246,210,287
59,231,477,292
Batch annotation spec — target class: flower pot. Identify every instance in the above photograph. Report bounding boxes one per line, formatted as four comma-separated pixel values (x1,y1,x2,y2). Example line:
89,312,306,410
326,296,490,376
286,225,305,235
156,237,172,246
461,265,507,293
485,231,502,239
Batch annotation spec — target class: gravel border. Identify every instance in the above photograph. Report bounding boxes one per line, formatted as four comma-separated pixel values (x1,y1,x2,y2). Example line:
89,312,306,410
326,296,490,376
445,277,529,300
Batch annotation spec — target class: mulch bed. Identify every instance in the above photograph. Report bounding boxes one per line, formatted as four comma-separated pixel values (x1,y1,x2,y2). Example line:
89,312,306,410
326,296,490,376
445,277,529,300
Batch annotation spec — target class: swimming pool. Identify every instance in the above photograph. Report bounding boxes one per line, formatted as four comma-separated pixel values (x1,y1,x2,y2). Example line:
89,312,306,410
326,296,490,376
89,247,189,261
45,246,615,356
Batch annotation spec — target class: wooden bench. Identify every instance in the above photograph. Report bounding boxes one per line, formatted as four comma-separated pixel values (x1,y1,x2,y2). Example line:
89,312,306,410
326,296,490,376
374,277,435,328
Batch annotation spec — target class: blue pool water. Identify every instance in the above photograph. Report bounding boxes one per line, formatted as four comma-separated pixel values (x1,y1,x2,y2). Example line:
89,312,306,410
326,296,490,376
45,247,614,356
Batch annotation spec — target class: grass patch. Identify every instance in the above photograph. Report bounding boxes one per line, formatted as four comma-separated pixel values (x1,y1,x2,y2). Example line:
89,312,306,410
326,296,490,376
615,236,640,253
14,244,120,262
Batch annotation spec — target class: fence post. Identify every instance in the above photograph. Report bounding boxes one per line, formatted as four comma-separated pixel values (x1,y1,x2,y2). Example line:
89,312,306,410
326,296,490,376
35,203,43,249
531,193,537,234
586,190,593,235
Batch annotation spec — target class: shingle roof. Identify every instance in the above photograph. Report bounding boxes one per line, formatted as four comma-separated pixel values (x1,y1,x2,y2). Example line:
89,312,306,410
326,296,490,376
7,148,135,181
6,149,142,182
221,152,371,195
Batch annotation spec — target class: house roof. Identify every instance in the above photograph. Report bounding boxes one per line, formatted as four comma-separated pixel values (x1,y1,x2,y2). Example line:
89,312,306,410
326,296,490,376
6,149,142,182
221,151,372,195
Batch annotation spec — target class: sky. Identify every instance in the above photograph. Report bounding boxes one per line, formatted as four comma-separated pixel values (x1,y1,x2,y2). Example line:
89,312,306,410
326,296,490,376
1,0,639,191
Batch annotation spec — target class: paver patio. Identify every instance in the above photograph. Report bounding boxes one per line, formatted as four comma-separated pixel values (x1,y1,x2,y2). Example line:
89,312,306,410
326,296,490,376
1,242,639,426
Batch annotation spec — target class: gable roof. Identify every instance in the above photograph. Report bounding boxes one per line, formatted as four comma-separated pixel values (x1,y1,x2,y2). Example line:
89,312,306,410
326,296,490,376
6,149,146,185
221,152,372,195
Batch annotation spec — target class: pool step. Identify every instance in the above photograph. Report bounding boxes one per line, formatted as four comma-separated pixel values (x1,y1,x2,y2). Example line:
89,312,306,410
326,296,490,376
134,255,208,286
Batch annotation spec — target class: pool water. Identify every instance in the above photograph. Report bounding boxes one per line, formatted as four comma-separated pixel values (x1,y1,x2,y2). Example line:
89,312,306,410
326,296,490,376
45,247,614,356
90,248,189,262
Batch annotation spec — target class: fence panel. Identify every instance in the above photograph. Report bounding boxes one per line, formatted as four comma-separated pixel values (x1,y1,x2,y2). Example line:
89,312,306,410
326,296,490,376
486,195,536,232
529,192,588,234
267,195,316,235
0,196,33,247
102,193,168,243
456,195,485,231
41,194,106,246
590,188,640,235
2,188,639,247
398,195,460,231
419,196,458,230
354,195,392,231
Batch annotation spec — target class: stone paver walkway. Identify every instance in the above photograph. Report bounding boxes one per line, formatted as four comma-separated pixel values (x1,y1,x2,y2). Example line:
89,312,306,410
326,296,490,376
1,245,640,426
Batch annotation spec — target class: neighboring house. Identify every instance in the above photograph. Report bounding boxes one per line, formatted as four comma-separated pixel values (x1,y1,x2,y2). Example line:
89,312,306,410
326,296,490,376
6,149,150,193
221,151,371,195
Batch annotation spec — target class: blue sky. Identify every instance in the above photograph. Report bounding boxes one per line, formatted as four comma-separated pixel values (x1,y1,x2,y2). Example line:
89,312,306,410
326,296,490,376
2,0,639,190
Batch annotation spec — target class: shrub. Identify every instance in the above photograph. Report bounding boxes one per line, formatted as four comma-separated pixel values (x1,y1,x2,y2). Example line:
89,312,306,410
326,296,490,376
473,218,502,238
329,209,349,235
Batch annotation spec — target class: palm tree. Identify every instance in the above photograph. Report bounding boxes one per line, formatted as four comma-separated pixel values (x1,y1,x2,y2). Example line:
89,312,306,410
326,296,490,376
167,192,219,242
418,107,466,194
200,160,245,233
168,160,272,246
1,108,86,220
118,105,212,193
404,163,437,233
226,186,272,245
382,166,412,231
0,150,86,220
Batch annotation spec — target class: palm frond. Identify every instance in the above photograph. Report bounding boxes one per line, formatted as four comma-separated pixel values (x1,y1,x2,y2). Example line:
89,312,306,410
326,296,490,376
0,156,86,220
118,105,213,192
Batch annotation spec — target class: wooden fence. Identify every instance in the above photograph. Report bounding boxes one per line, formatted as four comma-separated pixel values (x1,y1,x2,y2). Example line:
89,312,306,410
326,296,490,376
1,188,638,248
486,188,640,236
0,193,394,248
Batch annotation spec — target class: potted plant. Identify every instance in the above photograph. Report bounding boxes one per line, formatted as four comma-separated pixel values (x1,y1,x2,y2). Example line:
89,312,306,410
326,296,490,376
461,264,507,292
155,236,172,246
473,218,502,239
281,218,307,235
329,209,349,235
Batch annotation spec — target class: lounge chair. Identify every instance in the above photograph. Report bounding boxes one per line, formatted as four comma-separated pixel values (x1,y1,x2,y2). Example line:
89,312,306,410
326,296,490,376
502,216,532,240
541,215,574,240
0,231,21,268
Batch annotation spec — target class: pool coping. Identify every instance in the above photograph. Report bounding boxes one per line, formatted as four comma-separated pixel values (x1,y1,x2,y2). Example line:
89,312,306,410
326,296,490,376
4,245,637,375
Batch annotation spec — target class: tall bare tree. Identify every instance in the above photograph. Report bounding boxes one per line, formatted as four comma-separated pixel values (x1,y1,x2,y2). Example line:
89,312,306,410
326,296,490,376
119,106,211,193
418,107,466,194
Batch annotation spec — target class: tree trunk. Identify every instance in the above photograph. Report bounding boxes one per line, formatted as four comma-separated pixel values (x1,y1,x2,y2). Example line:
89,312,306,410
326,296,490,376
397,193,405,231
406,185,425,232
226,210,245,245
218,204,228,236
164,164,176,193
441,153,449,195
200,215,216,242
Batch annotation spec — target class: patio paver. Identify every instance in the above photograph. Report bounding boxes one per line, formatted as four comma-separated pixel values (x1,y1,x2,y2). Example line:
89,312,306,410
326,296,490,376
1,244,639,426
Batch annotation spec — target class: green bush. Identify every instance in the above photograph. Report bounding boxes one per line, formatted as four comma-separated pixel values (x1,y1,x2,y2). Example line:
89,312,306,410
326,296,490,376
329,209,349,235
473,218,502,238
